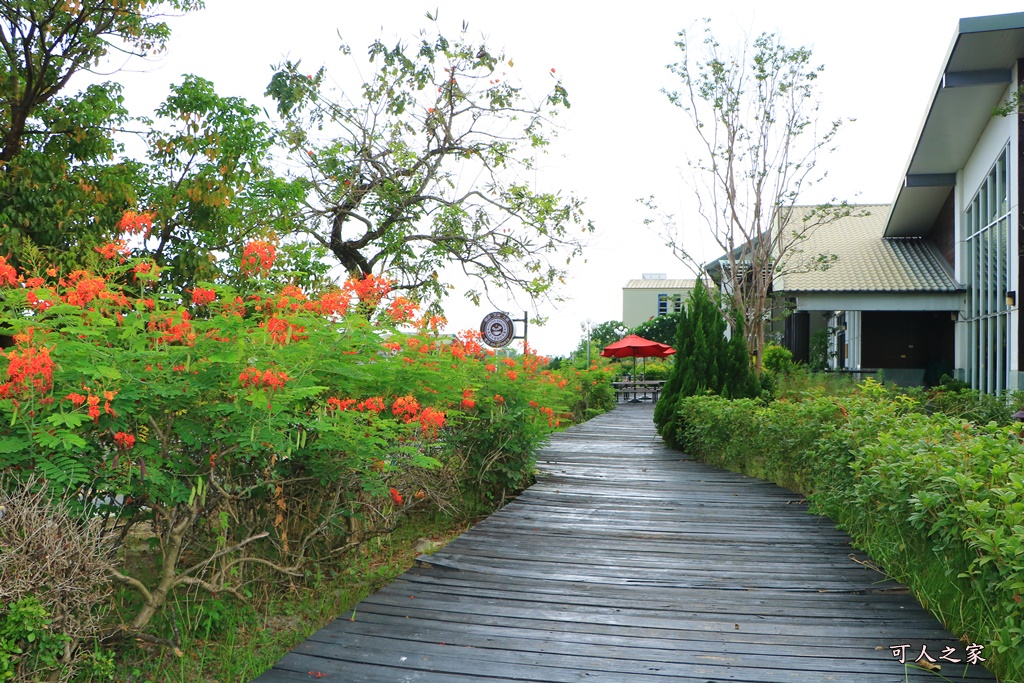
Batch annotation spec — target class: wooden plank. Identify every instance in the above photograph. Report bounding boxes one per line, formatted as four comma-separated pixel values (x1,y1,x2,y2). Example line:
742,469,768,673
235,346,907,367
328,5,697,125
352,591,962,641
339,600,975,662
297,624,996,681
251,404,997,682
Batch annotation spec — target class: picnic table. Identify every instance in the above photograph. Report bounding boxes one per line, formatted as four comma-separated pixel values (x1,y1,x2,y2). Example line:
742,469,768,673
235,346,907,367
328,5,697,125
611,379,664,403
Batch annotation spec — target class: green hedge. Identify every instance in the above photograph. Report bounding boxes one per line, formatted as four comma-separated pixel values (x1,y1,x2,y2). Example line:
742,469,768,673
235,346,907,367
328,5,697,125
672,381,1024,682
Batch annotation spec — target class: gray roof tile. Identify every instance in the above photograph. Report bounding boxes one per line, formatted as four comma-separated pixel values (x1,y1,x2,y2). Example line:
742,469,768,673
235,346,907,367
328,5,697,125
623,279,700,289
777,205,960,293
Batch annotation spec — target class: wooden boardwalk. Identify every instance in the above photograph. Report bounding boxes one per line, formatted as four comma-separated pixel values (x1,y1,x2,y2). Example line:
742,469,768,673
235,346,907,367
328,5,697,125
253,405,997,682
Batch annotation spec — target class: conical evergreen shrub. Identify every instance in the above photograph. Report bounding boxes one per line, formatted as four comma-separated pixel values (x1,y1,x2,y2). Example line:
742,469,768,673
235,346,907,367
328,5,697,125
654,278,759,444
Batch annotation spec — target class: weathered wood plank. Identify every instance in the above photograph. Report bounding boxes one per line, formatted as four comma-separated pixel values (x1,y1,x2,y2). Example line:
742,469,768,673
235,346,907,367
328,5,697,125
252,404,997,682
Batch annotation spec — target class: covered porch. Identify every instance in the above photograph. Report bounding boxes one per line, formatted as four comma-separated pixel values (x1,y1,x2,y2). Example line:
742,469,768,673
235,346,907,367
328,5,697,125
782,291,962,387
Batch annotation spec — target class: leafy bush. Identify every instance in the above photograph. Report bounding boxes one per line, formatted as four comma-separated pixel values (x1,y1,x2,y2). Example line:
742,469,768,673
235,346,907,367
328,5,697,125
0,597,68,683
761,343,794,375
0,247,580,648
775,366,859,400
546,366,614,425
671,378,1024,681
923,386,1023,427
638,359,672,381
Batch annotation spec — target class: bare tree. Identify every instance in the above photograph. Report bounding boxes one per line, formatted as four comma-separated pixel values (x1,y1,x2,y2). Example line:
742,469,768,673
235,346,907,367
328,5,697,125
656,20,851,372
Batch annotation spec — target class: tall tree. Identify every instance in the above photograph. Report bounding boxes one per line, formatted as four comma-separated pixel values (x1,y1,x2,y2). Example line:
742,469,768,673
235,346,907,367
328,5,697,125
629,312,680,346
266,18,592,308
138,75,307,289
654,278,758,443
0,0,201,164
656,20,850,372
588,320,629,349
0,0,203,266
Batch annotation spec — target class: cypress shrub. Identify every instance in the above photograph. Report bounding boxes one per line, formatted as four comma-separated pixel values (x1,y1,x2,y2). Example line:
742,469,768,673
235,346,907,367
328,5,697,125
653,278,758,443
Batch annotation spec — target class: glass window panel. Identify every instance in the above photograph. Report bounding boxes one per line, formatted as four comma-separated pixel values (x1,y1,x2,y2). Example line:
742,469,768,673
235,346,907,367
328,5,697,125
986,318,991,395
980,319,986,391
989,225,997,315
978,228,987,317
981,174,989,225
977,233,983,315
970,321,978,389
997,155,1006,217
967,238,974,317
997,314,1005,394
964,144,1012,393
1000,218,1008,305
1003,151,1011,215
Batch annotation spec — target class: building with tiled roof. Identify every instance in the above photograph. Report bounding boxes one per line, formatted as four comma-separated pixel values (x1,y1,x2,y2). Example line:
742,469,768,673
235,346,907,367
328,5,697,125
776,205,959,295
765,205,963,386
715,12,1024,392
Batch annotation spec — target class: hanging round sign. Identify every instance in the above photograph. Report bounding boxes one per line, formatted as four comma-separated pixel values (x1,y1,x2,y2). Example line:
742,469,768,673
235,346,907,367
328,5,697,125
480,311,515,347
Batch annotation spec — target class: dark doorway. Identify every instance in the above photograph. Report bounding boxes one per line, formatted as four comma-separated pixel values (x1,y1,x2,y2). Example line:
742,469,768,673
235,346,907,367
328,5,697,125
783,310,810,364
861,311,954,385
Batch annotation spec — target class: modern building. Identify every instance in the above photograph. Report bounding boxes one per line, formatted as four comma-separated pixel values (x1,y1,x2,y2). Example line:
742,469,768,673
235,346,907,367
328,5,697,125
621,275,698,329
773,205,961,386
878,11,1024,392
742,11,1024,392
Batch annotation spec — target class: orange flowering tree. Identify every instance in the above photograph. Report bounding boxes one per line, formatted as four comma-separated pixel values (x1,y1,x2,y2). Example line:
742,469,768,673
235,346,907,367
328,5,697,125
0,236,573,642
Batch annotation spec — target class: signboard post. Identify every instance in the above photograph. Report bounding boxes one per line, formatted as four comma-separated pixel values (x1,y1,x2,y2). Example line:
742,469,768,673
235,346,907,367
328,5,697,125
480,311,527,348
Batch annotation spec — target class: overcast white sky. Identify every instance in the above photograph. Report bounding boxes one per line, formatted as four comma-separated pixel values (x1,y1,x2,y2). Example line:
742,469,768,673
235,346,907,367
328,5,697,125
96,0,1024,356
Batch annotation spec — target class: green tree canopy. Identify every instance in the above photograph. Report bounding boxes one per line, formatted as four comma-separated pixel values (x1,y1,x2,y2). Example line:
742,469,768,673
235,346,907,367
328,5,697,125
629,312,680,346
589,320,629,349
0,0,202,164
137,75,306,289
265,19,592,307
0,0,204,268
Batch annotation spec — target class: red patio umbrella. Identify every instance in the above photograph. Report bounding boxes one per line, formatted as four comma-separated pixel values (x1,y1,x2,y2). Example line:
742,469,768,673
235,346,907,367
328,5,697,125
600,334,676,378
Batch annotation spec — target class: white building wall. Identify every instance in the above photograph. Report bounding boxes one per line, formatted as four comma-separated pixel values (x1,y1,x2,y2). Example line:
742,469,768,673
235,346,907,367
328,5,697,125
621,287,692,329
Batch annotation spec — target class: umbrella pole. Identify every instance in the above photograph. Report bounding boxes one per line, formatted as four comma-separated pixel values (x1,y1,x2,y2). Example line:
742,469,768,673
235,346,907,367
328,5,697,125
629,356,641,403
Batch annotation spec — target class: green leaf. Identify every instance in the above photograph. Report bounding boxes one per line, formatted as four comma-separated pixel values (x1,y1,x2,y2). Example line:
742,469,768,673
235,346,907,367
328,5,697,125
96,365,122,380
46,412,88,429
0,437,29,453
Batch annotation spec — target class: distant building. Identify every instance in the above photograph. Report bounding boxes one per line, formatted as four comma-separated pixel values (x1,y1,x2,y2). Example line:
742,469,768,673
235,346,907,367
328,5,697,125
622,275,698,328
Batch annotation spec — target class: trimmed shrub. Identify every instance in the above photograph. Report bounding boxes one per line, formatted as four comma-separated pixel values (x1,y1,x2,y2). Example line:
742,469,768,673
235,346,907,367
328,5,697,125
761,343,794,375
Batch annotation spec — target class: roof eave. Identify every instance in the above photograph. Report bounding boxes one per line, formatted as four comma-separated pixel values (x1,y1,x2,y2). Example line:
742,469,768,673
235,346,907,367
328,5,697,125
884,12,1024,238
